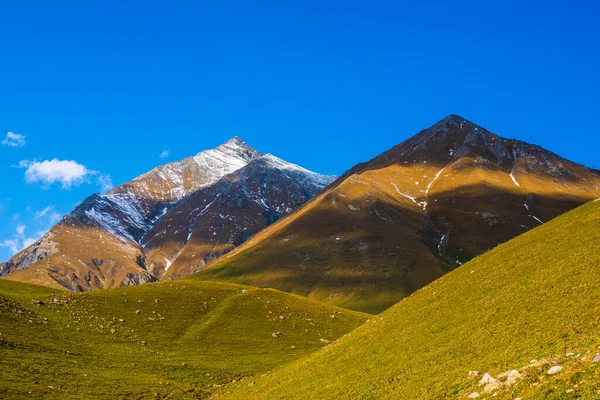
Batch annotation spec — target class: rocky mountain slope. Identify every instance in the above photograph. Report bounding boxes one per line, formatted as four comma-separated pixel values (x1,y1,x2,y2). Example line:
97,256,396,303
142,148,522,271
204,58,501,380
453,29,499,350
0,138,334,291
193,115,600,313
215,198,600,400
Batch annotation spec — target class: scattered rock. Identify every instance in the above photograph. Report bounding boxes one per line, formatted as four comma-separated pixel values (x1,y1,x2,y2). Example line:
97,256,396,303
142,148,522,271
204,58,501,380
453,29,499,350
135,310,141,315
468,370,480,378
478,373,496,386
272,332,281,338
155,299,160,303
505,370,521,385
530,359,538,364
593,353,600,363
566,352,575,357
320,338,331,344
547,366,563,375
483,382,500,393
468,393,480,399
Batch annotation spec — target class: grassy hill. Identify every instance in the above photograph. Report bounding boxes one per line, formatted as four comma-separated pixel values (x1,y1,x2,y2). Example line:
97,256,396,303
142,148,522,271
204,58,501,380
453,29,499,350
215,198,600,399
0,279,366,399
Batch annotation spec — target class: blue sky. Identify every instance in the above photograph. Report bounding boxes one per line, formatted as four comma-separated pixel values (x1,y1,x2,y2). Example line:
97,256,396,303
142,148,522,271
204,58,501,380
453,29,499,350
1,0,599,261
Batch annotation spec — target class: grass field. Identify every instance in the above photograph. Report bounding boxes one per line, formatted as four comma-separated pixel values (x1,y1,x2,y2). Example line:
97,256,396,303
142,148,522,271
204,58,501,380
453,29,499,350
0,279,366,399
215,199,600,399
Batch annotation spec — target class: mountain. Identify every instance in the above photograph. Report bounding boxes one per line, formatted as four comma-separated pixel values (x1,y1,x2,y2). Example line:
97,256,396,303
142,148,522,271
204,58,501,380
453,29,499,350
216,198,600,400
0,278,366,398
0,138,334,291
142,154,335,280
193,115,600,313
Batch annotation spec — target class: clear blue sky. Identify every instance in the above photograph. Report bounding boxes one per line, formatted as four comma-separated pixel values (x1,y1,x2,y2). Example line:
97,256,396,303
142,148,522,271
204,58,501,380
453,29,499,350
1,0,599,260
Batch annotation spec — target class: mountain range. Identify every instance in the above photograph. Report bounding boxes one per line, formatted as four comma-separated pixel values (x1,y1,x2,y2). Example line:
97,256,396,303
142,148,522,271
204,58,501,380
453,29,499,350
2,115,600,313
0,137,334,290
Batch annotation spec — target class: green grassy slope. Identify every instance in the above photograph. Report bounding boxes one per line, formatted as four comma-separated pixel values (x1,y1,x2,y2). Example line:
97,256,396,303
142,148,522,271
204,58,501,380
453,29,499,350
0,279,366,399
216,199,600,400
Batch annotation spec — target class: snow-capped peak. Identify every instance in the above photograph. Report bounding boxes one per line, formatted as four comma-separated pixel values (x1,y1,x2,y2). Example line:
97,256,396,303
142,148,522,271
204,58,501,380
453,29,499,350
112,137,260,202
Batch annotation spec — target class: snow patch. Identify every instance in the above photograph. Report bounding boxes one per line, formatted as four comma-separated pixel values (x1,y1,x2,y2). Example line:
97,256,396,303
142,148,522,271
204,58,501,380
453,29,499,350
509,172,521,187
530,215,544,224
391,182,417,204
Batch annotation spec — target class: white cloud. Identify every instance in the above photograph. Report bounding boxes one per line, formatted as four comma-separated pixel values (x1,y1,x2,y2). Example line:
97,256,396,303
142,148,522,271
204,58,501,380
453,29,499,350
16,224,25,236
34,205,54,219
0,238,20,254
19,159,96,189
159,150,169,158
49,212,62,224
22,237,37,248
0,225,38,255
2,132,26,147
33,205,62,224
97,175,113,192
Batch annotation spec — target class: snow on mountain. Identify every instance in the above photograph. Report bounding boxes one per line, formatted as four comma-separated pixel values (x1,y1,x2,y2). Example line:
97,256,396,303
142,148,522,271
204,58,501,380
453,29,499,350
118,136,261,202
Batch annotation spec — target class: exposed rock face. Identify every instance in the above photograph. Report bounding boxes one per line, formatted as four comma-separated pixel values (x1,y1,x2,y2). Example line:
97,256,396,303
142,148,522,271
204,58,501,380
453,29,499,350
0,232,58,275
1,138,334,291
195,115,600,313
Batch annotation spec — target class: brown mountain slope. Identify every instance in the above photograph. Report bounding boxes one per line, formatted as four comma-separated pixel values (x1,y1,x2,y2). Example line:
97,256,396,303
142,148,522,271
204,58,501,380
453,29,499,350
192,115,600,313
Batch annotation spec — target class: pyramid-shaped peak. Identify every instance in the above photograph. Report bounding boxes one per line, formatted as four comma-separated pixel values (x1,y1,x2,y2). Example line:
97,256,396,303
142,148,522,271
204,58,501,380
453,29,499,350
440,114,470,124
224,136,245,145
214,136,261,159
433,114,483,132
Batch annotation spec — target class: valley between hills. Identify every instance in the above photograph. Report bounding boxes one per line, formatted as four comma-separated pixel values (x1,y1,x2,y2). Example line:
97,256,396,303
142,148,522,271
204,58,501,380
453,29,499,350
2,115,600,399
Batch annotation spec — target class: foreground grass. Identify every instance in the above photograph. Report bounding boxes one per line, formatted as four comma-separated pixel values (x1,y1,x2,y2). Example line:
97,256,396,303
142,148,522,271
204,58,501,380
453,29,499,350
215,199,600,399
0,279,366,399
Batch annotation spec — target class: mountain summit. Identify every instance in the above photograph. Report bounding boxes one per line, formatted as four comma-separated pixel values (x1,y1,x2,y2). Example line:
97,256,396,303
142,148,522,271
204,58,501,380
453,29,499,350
0,138,334,290
193,116,600,313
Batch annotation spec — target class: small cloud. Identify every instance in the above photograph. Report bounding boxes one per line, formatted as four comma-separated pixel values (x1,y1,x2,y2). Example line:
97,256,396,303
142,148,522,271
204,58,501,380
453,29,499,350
33,206,62,224
16,225,25,236
97,175,113,193
0,238,20,254
2,132,26,147
159,149,169,159
22,237,37,248
49,212,62,224
34,205,54,219
0,224,38,255
18,158,96,189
